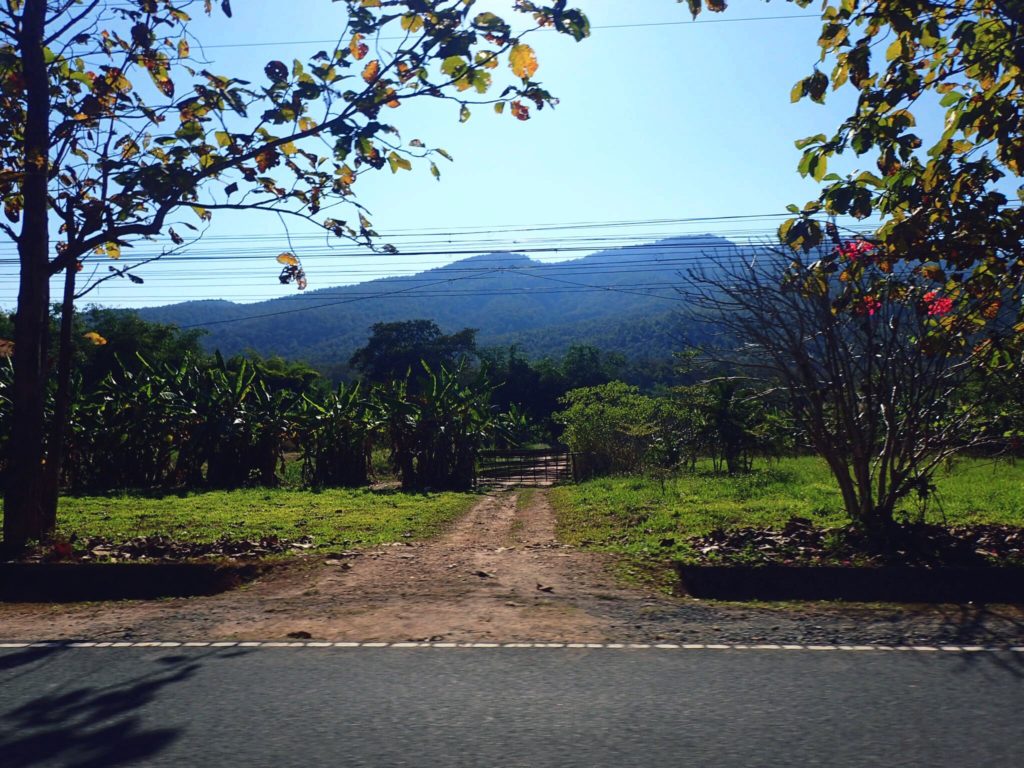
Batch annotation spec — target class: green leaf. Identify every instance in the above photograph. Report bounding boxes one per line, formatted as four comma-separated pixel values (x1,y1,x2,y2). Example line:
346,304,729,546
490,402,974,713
812,153,828,182
387,152,412,173
401,13,424,33
940,90,964,107
441,56,466,78
794,133,827,150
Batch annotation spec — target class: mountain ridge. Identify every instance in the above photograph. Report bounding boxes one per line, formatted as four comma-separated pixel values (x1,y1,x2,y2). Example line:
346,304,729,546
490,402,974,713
138,234,737,372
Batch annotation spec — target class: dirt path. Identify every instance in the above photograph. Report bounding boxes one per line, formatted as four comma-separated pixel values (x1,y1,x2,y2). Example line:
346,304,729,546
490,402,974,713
0,491,643,643
2,491,1023,645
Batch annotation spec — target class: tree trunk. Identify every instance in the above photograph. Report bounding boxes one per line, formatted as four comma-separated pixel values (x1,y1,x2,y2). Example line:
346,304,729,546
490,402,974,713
3,1,53,554
42,264,78,526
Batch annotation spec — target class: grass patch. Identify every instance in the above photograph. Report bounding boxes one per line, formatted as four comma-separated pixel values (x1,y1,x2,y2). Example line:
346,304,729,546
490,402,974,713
549,456,1024,587
515,488,536,510
5,487,478,550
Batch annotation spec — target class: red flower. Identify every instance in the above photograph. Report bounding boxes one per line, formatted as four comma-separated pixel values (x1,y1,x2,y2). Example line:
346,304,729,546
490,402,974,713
854,295,881,316
836,239,877,263
922,291,953,316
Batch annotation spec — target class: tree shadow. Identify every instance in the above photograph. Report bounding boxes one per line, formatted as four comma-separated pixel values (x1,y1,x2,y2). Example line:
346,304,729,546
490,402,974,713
0,648,215,767
0,645,62,674
931,603,1024,678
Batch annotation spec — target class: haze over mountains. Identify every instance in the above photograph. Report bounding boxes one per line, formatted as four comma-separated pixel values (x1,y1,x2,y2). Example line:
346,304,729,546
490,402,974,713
139,235,739,373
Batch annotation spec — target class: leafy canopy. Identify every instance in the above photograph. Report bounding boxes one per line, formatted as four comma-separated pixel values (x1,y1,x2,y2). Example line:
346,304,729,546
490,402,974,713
684,0,1024,343
0,0,590,283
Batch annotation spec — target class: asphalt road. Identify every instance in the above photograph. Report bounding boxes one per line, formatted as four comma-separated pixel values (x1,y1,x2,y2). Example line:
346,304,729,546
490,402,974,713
2,645,1022,767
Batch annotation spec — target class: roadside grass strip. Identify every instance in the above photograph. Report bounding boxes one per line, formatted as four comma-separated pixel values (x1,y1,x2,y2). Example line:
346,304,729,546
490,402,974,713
1,641,1022,653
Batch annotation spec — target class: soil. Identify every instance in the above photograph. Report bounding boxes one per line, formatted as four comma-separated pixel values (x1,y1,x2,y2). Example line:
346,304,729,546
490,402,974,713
1,491,1023,646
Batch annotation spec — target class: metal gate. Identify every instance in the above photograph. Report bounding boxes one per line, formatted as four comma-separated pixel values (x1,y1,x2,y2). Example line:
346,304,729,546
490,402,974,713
474,449,575,488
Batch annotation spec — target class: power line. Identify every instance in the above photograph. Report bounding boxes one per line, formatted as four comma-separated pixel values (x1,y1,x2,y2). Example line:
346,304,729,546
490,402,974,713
170,250,802,329
196,14,821,50
0,212,828,261
0,215,877,311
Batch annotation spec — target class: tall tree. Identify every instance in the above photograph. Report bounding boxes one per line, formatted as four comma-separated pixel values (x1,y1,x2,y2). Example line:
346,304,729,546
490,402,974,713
0,0,589,550
349,319,477,383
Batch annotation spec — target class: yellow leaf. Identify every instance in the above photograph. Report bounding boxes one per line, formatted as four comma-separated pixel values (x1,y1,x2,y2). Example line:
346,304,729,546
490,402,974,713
276,252,299,266
299,117,317,131
280,141,298,156
83,331,108,346
361,0,381,6
362,59,380,84
104,242,121,259
509,44,538,80
178,39,190,58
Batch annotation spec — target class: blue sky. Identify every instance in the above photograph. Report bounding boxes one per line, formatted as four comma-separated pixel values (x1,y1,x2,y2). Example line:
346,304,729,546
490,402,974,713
2,1,889,310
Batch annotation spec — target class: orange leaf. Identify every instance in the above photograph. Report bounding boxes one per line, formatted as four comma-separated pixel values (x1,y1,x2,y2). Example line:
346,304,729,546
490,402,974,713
350,33,368,61
276,252,299,266
83,331,108,346
362,59,380,83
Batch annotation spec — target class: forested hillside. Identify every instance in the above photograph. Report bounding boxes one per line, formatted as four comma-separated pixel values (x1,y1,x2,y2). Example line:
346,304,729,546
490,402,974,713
138,235,736,371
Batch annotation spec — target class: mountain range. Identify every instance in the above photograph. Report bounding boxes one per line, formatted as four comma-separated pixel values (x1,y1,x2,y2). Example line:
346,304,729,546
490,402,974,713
139,234,738,374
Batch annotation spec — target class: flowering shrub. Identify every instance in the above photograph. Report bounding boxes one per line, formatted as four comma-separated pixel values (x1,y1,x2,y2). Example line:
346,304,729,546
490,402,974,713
836,239,876,263
853,295,882,316
922,291,953,317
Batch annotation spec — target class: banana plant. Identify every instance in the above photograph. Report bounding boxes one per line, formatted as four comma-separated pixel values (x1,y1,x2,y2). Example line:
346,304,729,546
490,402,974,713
379,361,496,491
297,382,375,488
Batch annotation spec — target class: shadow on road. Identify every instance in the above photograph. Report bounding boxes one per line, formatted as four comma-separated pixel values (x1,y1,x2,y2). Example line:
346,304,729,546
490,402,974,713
0,646,233,768
934,604,1024,678
0,644,62,674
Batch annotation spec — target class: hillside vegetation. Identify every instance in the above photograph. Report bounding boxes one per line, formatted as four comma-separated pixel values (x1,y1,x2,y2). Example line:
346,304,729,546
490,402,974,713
139,235,734,370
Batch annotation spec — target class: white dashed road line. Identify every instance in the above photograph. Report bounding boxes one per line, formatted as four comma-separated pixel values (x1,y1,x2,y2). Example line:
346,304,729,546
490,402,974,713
1,641,1022,653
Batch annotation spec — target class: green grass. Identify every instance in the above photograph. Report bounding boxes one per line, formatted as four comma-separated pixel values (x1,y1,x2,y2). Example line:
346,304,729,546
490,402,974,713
550,456,1024,573
10,487,478,550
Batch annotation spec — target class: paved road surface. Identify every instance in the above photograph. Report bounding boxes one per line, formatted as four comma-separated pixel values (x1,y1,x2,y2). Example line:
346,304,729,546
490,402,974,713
2,645,1022,767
